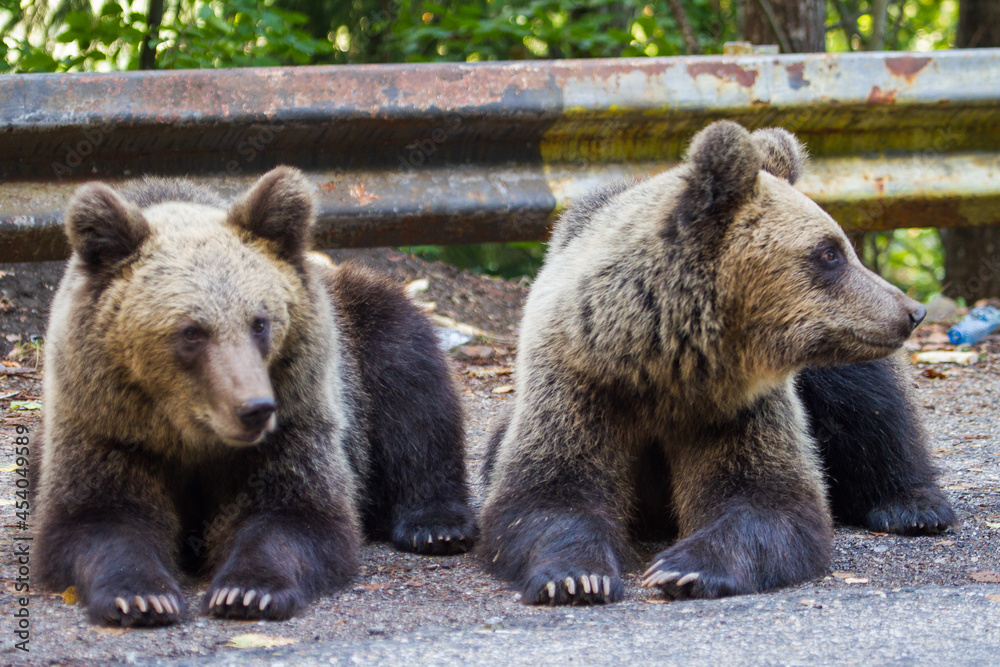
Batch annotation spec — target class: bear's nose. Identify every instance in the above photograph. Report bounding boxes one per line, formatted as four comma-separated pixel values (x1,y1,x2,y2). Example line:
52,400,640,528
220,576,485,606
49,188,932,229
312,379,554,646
235,398,276,431
909,303,927,330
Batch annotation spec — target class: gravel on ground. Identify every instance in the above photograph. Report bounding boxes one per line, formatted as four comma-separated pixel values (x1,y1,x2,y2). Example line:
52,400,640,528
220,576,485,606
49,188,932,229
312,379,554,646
0,251,998,666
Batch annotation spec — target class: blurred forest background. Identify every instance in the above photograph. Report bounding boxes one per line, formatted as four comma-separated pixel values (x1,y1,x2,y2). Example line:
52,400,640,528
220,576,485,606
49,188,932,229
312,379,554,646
0,0,994,301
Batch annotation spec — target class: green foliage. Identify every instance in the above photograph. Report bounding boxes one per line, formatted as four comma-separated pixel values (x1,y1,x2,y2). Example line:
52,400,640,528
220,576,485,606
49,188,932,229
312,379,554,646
1,0,331,73
276,0,739,64
826,0,959,52
859,228,944,302
403,242,547,280
157,0,332,69
375,0,739,62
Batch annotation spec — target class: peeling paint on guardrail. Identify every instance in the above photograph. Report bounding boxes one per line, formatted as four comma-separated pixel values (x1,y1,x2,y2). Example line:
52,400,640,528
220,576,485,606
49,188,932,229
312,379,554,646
1,49,998,262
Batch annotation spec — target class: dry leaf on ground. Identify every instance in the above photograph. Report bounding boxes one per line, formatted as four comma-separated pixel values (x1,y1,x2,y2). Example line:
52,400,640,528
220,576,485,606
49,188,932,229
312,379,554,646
970,571,1000,583
354,583,390,592
912,351,979,364
90,627,127,637
405,278,430,297
466,366,512,378
226,634,297,649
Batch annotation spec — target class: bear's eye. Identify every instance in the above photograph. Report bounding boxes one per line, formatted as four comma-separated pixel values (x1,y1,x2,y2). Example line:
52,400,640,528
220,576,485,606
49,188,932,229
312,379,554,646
181,325,205,344
175,324,208,365
251,317,269,336
817,245,843,269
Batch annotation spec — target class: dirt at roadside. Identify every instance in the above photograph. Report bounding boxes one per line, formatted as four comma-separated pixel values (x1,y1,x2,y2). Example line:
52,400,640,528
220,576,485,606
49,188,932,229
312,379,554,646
0,250,997,666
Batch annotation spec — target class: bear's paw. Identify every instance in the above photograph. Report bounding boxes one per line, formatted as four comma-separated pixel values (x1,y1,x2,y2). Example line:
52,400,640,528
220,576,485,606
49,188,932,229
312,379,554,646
89,587,184,627
522,565,624,606
642,558,706,599
641,545,753,600
865,486,956,536
203,583,307,621
391,503,477,556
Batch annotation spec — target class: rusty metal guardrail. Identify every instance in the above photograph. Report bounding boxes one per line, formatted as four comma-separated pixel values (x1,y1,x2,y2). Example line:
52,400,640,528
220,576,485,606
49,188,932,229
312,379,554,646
1,49,999,262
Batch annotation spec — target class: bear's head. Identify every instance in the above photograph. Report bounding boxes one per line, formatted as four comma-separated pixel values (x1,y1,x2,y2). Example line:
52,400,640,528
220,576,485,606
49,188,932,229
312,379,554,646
62,167,319,447
677,121,924,373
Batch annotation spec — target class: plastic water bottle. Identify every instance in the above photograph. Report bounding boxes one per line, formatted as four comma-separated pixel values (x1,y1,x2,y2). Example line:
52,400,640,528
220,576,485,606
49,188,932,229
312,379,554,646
947,305,1000,345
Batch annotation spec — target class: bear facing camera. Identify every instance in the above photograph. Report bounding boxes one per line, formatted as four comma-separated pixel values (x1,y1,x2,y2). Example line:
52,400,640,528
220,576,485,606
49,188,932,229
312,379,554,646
480,120,954,605
31,167,476,626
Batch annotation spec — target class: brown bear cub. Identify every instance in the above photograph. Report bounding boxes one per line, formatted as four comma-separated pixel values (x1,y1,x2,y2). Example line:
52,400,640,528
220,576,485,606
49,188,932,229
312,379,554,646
32,167,475,626
480,121,954,605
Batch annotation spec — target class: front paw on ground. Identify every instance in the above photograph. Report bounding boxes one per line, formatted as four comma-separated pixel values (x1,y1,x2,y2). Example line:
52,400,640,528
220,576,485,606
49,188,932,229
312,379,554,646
866,487,956,536
523,568,624,605
202,585,306,621
641,548,748,600
92,591,184,627
641,558,705,600
395,524,476,555
392,507,477,555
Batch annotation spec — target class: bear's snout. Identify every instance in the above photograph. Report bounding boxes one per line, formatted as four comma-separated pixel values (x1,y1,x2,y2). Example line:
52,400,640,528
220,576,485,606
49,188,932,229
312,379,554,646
908,303,926,331
202,338,277,445
236,397,277,431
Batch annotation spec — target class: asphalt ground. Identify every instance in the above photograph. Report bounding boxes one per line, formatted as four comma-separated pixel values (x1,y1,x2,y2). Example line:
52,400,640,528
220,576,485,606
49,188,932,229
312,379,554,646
0,253,998,666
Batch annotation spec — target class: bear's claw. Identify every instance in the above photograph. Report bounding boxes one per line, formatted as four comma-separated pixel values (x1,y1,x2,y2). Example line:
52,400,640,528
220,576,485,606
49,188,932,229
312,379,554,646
548,575,611,598
400,525,473,554
392,505,477,556
640,569,700,588
865,486,956,536
527,570,621,605
642,560,705,598
207,587,273,612
203,584,302,620
98,591,183,626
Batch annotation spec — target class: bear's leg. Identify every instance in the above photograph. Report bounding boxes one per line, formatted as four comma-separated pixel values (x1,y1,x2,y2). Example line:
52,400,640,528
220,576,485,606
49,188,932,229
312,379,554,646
481,492,631,605
202,509,358,620
36,449,184,626
643,391,833,599
331,263,475,555
362,369,475,555
202,436,361,621
480,417,634,605
796,356,955,535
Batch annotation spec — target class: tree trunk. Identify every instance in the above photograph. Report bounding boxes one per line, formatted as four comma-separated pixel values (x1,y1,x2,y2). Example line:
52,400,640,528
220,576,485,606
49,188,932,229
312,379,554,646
869,0,889,51
938,0,1000,301
667,0,702,54
138,0,164,70
742,0,826,53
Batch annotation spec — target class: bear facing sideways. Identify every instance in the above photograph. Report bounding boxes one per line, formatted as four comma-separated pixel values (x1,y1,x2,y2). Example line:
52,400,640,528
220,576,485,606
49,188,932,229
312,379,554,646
480,121,954,604
32,167,476,626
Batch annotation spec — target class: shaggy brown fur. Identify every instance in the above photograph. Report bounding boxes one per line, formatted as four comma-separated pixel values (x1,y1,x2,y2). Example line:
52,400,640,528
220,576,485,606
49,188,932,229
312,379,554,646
480,121,951,605
32,167,475,626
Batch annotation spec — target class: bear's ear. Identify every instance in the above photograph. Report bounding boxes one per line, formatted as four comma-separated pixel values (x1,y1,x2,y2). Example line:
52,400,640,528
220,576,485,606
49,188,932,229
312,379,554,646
64,182,150,273
751,127,808,184
676,121,761,239
229,166,315,262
